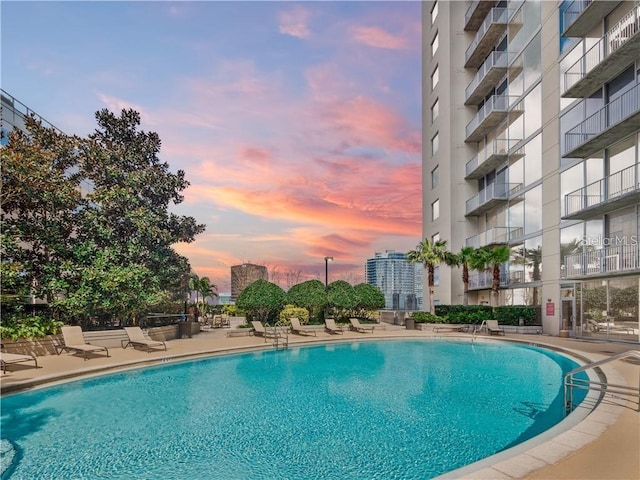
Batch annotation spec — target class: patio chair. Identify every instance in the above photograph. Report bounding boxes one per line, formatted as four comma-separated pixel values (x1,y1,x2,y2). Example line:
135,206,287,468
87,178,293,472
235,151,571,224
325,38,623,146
349,318,375,333
213,315,231,328
251,321,281,339
290,317,316,336
325,318,343,335
121,327,167,353
0,344,39,373
486,320,505,336
55,326,110,360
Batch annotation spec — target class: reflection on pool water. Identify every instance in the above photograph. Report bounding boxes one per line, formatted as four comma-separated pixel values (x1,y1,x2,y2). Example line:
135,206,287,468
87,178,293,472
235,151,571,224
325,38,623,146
1,340,586,479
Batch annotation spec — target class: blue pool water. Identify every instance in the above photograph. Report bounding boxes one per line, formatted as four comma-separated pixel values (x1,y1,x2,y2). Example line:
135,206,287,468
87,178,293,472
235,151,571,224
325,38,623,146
1,340,586,479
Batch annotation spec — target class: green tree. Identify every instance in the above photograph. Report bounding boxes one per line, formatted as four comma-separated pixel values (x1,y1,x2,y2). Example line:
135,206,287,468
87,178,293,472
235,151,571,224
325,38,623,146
407,239,450,313
470,245,510,307
286,279,327,323
327,280,358,321
236,279,286,324
353,283,385,317
446,246,476,306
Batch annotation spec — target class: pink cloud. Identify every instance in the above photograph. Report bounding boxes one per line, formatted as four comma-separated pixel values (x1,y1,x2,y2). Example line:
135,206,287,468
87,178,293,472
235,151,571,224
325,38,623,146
278,5,312,38
350,25,407,50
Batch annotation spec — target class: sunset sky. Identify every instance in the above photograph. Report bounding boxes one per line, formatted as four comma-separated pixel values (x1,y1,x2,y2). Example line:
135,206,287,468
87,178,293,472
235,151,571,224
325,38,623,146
2,1,423,292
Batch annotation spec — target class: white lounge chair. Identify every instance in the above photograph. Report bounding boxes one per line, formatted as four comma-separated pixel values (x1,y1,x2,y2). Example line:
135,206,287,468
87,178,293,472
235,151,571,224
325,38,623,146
121,327,166,352
0,345,39,373
55,326,110,360
290,317,316,336
325,318,343,335
486,320,505,336
251,321,281,339
349,318,375,333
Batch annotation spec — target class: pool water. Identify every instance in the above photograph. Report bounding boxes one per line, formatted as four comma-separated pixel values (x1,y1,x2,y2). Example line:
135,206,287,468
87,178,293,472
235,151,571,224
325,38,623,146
1,340,586,479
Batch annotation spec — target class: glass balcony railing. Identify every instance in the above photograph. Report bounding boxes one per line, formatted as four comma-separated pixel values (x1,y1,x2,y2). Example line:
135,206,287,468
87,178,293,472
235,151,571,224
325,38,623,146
465,182,523,216
564,82,640,158
465,51,510,105
468,270,509,290
464,0,497,31
563,244,640,278
464,7,509,68
465,138,523,179
465,226,524,248
563,163,640,219
465,95,522,142
562,0,621,38
563,5,640,97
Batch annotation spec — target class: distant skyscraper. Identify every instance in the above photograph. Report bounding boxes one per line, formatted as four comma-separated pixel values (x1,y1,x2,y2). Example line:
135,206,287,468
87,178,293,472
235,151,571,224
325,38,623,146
365,250,422,310
230,263,268,302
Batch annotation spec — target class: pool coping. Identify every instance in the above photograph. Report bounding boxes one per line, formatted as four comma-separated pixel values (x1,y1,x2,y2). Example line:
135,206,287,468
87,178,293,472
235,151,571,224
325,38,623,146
1,332,637,479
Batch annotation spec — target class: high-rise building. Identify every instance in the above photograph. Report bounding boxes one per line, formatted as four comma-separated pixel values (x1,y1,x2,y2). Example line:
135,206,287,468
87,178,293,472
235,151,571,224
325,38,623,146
230,263,268,302
423,0,640,341
365,250,423,310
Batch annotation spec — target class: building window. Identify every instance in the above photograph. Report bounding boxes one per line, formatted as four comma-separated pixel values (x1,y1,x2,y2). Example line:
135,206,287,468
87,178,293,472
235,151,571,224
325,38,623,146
431,32,439,57
434,266,440,286
431,165,439,189
431,65,439,90
432,232,440,243
431,99,439,123
431,199,440,220
431,132,439,155
431,1,438,25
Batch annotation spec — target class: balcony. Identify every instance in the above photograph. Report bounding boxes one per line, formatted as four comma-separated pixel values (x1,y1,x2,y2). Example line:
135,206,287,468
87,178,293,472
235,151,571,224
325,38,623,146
465,95,523,143
465,182,523,216
562,244,640,278
465,226,524,248
562,0,621,38
468,270,508,290
563,163,640,220
465,51,510,105
464,0,497,31
563,5,640,97
564,82,640,158
464,8,509,68
465,138,524,179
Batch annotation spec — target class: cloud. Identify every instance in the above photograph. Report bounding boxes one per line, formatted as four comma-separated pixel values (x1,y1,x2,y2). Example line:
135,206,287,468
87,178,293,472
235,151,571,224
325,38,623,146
278,5,312,39
350,25,407,50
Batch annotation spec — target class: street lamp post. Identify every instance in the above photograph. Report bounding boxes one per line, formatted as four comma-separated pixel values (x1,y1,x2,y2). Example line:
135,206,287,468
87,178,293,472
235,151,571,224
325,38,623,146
324,256,333,291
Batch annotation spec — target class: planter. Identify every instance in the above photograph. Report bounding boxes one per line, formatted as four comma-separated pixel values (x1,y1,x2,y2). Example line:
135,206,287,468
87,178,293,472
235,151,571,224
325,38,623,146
405,318,415,330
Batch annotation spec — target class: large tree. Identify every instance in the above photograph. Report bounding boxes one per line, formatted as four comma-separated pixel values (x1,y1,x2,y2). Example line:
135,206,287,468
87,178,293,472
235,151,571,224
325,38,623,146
446,246,476,306
407,239,450,313
470,245,510,307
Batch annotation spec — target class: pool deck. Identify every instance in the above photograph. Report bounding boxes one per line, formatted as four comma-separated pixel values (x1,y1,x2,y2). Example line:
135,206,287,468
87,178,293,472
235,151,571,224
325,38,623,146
1,324,638,480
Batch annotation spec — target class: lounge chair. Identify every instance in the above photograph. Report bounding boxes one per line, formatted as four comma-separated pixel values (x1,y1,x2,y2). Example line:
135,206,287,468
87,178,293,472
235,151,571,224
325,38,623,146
325,318,343,335
349,318,375,333
121,327,167,352
55,326,110,360
251,321,281,339
212,315,231,328
0,345,39,373
290,317,316,336
486,320,505,336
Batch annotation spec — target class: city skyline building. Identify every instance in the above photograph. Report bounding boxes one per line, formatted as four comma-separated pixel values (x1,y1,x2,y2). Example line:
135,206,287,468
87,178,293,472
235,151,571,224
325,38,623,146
230,263,269,302
422,0,640,341
365,250,423,310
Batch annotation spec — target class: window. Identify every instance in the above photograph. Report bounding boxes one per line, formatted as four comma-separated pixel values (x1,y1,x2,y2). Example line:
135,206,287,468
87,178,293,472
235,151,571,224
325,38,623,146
431,1,438,25
431,99,439,123
431,132,439,155
431,199,440,220
434,266,440,286
431,165,439,189
431,32,439,57
431,65,439,90
432,232,440,243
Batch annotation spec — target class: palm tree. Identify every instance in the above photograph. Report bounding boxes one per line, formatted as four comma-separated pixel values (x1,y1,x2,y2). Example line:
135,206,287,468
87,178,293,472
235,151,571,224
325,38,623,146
188,273,201,305
407,239,450,314
446,246,476,306
198,276,218,315
470,245,510,307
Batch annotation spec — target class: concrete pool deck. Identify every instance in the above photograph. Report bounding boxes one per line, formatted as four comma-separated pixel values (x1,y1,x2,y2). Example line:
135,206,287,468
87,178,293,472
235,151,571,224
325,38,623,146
1,325,638,480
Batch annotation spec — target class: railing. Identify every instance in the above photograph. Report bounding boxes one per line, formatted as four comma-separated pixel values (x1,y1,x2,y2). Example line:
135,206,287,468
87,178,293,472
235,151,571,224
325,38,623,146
1,89,62,135
468,269,509,290
465,226,524,248
564,83,640,155
564,5,640,93
564,163,639,217
563,243,640,277
562,0,594,35
564,350,640,415
464,0,484,27
465,7,508,64
465,138,522,177
465,51,509,100
465,182,522,215
466,95,520,140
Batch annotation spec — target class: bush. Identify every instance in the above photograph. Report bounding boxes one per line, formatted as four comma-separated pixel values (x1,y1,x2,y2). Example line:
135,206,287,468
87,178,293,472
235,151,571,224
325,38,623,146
0,315,64,340
278,305,310,325
434,305,493,324
410,311,447,323
494,306,538,325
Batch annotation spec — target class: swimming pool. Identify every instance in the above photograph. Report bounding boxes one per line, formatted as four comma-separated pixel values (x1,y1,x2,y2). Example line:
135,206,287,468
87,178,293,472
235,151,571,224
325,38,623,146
1,339,587,479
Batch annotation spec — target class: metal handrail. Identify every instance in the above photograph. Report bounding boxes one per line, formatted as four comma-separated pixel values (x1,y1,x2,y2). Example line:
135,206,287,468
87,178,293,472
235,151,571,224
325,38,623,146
564,350,640,414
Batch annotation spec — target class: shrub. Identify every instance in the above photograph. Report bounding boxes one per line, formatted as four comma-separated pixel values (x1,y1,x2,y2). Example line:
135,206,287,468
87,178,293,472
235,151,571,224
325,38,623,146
0,315,64,340
434,305,493,324
278,305,310,325
494,306,538,325
411,311,446,323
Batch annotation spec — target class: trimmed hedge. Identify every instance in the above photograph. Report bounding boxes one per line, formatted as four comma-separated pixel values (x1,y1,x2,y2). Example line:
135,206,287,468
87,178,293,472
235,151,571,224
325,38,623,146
434,305,493,324
410,305,540,326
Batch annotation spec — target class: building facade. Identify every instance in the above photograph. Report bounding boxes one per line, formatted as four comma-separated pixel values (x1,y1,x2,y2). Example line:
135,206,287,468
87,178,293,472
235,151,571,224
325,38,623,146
230,263,268,302
365,250,423,310
423,0,639,342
